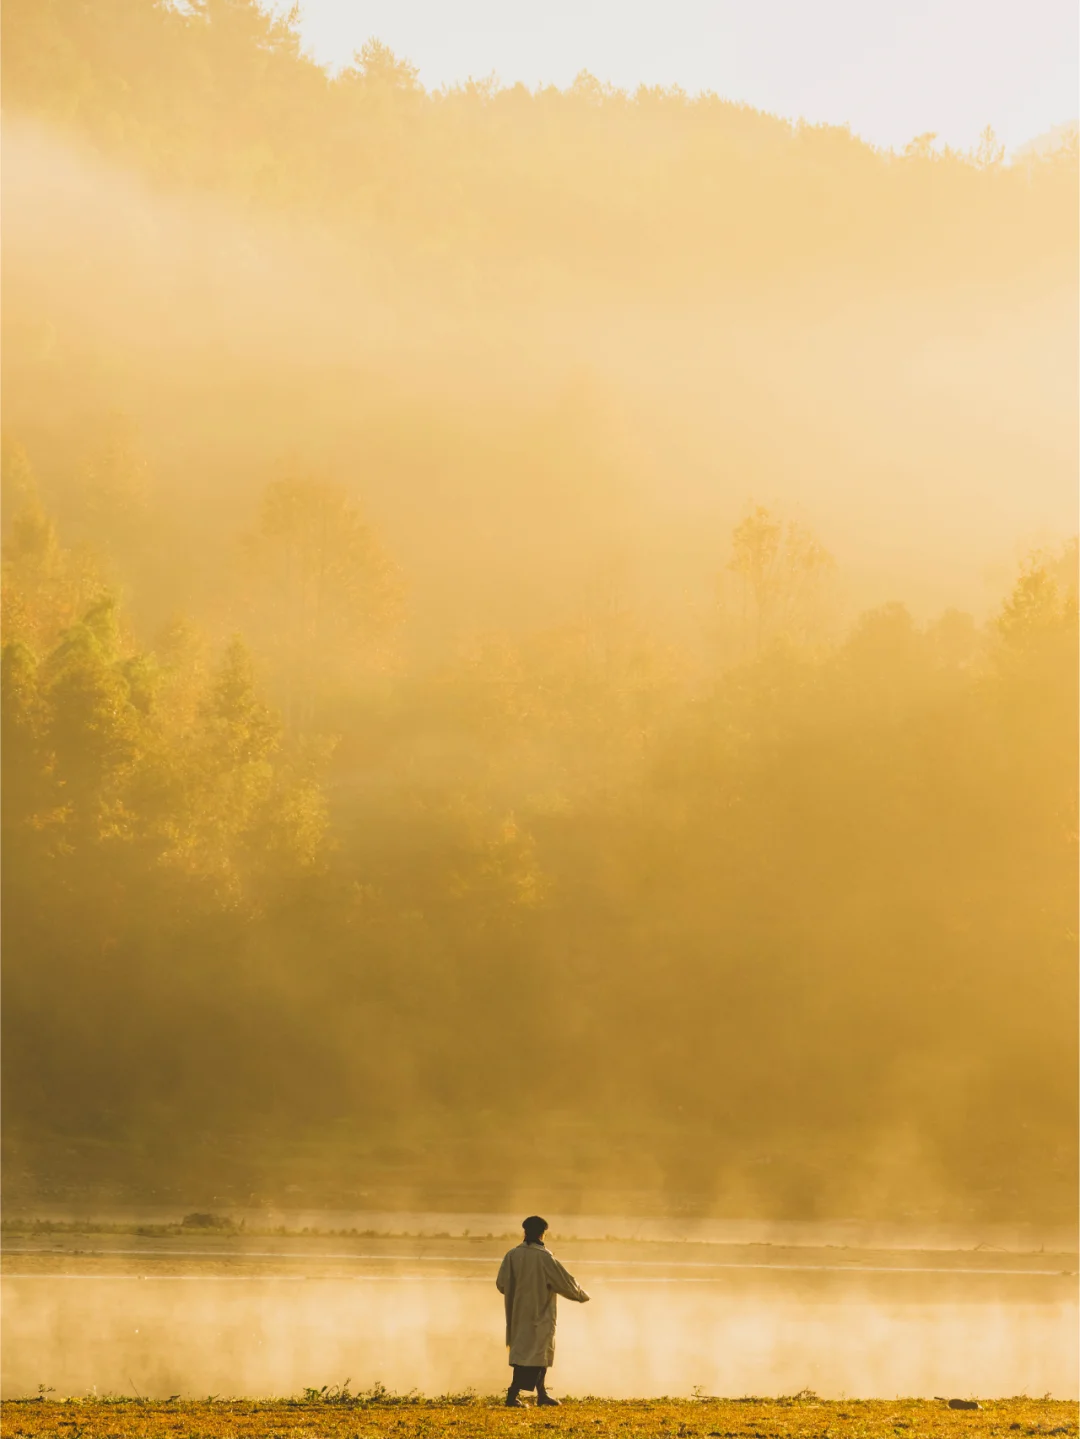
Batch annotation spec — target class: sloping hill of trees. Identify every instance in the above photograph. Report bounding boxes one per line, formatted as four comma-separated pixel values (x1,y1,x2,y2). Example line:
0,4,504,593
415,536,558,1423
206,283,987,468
3,0,1076,301
1,1,1076,1219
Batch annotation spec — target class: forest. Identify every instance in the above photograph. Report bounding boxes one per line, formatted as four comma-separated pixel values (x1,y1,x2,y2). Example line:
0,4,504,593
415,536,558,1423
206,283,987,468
1,0,1077,1221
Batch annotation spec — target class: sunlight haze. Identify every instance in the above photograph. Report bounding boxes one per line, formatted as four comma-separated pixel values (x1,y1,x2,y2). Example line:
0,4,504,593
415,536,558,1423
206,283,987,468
1,0,1076,1410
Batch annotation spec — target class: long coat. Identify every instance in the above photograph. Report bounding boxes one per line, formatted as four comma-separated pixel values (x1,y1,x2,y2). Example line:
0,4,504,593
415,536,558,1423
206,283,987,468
496,1241,590,1367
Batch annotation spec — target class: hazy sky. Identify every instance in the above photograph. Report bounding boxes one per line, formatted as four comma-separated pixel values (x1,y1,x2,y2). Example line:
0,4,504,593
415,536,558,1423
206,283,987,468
290,0,1077,154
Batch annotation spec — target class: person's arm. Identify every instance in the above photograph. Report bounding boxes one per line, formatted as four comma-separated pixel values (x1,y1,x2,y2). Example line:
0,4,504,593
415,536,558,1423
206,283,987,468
545,1252,590,1302
496,1252,515,1346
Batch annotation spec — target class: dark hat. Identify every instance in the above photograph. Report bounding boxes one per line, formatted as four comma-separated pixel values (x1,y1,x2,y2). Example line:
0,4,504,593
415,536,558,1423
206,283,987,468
522,1215,549,1242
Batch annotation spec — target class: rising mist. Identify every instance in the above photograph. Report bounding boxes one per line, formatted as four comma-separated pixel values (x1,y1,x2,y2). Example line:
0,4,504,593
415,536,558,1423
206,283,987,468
1,0,1077,1225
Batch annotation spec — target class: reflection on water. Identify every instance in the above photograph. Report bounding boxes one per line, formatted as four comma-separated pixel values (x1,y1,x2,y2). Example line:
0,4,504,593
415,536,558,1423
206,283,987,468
4,1272,1076,1399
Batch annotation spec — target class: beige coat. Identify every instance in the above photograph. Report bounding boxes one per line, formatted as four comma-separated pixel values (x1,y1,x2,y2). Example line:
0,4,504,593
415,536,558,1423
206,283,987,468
496,1241,590,1367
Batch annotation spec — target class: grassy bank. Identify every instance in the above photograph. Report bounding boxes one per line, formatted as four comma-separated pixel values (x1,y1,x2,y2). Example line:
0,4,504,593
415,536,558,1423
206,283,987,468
2,1396,1076,1438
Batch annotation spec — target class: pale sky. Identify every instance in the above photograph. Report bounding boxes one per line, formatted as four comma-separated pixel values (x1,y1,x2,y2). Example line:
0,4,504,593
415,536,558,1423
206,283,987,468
288,0,1077,155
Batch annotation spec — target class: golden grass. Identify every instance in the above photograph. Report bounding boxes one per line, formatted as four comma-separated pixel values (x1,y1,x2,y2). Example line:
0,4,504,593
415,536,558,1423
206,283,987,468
2,1396,1076,1439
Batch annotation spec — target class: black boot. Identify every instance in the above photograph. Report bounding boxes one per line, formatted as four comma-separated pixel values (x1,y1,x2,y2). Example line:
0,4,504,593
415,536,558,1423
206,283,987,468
505,1386,524,1408
536,1386,560,1407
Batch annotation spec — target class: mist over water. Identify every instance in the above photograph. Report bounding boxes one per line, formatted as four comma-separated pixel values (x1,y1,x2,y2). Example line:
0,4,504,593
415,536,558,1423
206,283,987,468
5,1219,1076,1400
4,1274,1075,1400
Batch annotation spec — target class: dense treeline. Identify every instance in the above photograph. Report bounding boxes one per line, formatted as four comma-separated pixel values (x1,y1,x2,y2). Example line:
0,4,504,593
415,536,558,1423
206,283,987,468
2,0,1076,306
1,0,1077,1219
3,441,1075,1216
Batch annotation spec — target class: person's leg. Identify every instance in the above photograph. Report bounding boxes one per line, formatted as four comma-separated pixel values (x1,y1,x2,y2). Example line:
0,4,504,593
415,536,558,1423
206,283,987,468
508,1366,542,1405
506,1366,524,1407
536,1367,560,1406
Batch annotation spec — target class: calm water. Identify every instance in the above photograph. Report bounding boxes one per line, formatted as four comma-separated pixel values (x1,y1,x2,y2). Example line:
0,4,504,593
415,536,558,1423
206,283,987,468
4,1227,1076,1399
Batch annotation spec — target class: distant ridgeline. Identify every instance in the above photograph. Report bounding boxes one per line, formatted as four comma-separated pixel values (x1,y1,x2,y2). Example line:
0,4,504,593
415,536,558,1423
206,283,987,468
0,0,1077,1222
1,0,1076,299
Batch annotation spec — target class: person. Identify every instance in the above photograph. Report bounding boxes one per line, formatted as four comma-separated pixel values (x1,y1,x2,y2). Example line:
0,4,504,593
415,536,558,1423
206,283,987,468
495,1215,590,1407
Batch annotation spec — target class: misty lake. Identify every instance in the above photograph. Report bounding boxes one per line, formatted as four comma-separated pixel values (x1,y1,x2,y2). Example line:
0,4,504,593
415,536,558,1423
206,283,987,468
3,1216,1076,1399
